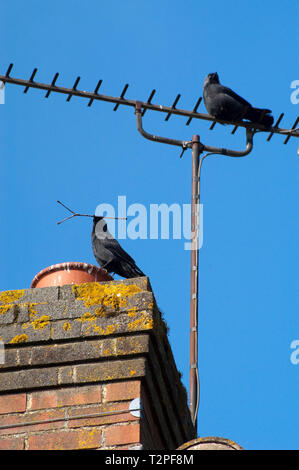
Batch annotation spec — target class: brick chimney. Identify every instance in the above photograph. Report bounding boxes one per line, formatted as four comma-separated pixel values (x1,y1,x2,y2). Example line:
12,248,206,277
0,277,195,450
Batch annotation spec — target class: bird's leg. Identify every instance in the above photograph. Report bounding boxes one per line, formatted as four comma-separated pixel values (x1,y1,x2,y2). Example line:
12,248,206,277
100,262,111,274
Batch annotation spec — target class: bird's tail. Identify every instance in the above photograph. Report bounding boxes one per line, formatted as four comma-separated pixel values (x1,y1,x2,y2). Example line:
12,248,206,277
245,107,274,128
121,262,145,279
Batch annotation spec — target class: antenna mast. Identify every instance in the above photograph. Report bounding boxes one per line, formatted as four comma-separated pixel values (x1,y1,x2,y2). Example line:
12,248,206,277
2,63,299,431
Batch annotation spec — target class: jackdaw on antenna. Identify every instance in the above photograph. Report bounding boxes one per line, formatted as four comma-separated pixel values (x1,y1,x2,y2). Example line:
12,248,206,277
92,216,145,279
203,73,274,128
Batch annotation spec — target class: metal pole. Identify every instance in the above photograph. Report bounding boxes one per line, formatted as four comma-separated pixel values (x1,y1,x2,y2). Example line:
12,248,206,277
134,108,255,431
189,135,201,428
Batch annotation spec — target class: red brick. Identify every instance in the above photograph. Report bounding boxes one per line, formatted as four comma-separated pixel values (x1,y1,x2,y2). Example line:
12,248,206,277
0,394,26,415
28,428,102,450
0,409,65,435
0,436,25,450
105,380,141,402
30,385,101,410
68,401,138,428
105,422,140,446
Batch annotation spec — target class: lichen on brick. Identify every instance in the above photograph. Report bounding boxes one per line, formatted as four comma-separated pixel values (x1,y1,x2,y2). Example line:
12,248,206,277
31,315,50,330
127,307,138,317
103,348,112,355
0,290,26,320
94,306,106,317
72,282,142,311
86,323,117,336
0,305,13,315
27,303,47,318
0,290,25,304
76,312,94,323
128,311,153,331
23,315,50,330
10,333,28,344
63,321,71,331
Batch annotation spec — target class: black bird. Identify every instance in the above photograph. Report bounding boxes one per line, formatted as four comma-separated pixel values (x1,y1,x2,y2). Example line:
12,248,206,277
203,73,274,128
92,216,145,279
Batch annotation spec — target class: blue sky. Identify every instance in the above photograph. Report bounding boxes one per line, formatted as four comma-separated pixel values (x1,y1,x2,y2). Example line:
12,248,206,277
1,0,298,450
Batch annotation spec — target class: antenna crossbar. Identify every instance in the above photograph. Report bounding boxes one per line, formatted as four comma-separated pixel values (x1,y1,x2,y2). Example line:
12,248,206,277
1,64,299,144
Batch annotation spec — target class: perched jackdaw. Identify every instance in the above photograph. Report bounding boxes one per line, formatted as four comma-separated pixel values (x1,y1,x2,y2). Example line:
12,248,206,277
203,73,274,128
92,216,145,279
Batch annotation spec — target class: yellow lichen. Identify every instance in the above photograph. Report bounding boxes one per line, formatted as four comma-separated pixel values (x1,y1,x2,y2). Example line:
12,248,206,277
10,333,28,344
127,307,138,317
0,290,25,304
76,306,114,324
130,369,136,376
89,323,116,335
12,302,47,320
30,315,50,330
0,305,12,315
104,324,116,335
72,282,142,310
94,306,106,317
28,303,41,319
76,312,95,323
128,311,153,331
63,321,71,331
22,314,50,330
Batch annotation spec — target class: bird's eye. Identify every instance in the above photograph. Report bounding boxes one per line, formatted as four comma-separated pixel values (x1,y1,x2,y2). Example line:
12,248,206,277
103,224,107,232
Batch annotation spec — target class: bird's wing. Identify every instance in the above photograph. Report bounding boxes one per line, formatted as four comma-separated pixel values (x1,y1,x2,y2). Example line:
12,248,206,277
102,237,137,265
219,85,251,108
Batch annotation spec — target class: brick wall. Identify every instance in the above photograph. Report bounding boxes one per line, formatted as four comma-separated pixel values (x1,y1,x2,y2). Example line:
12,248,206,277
0,382,144,450
0,278,195,450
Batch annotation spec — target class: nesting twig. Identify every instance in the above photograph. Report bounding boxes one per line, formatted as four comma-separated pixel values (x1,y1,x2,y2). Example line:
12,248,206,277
57,200,127,225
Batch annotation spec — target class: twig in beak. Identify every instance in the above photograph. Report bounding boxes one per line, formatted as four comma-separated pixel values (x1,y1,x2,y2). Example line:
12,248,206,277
56,200,127,225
